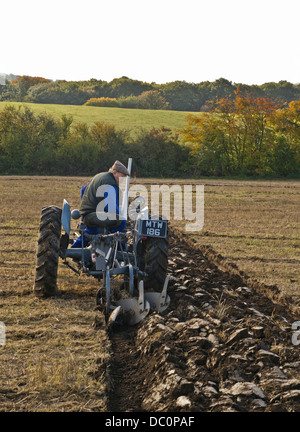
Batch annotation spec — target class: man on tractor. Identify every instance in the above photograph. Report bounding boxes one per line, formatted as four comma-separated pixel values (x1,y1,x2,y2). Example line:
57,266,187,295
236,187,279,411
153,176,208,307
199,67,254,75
71,160,129,247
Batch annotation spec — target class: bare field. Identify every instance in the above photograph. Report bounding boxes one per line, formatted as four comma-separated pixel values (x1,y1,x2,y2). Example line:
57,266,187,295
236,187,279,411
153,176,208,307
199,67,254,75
0,176,299,412
196,179,300,301
140,178,300,302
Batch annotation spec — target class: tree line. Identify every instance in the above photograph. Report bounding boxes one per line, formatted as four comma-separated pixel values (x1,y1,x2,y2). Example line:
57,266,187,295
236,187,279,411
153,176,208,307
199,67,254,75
181,90,300,176
0,92,299,178
0,75,299,112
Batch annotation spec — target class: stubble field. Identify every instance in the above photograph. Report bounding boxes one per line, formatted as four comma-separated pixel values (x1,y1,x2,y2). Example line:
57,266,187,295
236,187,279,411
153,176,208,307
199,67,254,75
0,176,299,412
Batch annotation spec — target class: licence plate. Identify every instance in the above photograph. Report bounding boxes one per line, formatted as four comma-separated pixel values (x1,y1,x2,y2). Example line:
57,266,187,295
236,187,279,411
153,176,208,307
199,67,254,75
139,219,167,238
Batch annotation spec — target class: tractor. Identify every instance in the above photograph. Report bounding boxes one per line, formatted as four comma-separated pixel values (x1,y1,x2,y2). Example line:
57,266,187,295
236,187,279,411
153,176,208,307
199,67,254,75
33,159,169,325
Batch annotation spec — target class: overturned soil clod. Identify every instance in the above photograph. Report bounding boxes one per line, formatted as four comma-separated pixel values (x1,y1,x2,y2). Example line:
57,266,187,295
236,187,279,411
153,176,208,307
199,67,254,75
106,228,300,412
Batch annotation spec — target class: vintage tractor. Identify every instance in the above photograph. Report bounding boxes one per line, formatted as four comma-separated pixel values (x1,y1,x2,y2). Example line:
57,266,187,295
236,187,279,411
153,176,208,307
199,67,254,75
33,159,170,325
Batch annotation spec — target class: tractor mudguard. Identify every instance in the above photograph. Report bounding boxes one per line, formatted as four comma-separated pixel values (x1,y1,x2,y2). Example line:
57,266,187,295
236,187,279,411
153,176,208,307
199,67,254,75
62,199,71,236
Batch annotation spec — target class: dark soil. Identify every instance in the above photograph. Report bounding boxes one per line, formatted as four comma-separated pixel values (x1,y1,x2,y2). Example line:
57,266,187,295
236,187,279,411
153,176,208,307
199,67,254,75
104,228,300,412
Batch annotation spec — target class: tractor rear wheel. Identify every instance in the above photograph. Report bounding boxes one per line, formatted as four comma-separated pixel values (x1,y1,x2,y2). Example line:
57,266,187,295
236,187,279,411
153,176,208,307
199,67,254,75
138,236,168,291
33,206,62,297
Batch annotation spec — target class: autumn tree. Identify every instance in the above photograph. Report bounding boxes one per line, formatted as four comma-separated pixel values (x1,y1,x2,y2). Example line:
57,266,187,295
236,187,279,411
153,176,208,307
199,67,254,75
180,90,281,175
11,75,51,99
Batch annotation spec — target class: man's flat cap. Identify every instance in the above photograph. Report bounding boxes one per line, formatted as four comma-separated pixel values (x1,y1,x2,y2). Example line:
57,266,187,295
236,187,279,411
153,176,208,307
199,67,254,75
111,160,130,176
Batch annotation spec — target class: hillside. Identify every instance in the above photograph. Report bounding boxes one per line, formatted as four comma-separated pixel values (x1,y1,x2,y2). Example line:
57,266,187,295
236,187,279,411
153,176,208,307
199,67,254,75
0,101,198,136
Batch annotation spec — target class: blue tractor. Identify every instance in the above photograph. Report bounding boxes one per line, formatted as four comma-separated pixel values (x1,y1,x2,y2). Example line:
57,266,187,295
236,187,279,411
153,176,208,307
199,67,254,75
33,159,170,325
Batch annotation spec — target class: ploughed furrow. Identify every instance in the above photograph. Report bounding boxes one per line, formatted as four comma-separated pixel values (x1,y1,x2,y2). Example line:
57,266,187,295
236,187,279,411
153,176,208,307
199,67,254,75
107,326,144,412
106,228,300,412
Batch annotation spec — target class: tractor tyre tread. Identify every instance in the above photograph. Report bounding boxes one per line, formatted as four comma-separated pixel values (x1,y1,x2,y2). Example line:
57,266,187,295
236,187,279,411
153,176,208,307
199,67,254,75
141,237,168,291
33,206,62,297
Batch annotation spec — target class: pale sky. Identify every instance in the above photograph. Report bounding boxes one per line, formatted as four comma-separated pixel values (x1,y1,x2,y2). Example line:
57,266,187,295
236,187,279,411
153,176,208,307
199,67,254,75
1,0,299,85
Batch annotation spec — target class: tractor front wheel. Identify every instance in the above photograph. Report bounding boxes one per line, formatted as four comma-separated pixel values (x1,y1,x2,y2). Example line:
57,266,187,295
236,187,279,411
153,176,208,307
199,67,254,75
33,206,62,297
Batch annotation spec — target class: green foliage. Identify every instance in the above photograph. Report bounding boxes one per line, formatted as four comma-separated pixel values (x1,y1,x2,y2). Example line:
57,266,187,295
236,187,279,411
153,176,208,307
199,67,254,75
0,84,22,102
269,136,298,176
260,81,299,104
25,81,90,105
160,81,204,111
108,77,153,98
89,121,129,169
130,127,188,177
56,123,99,175
0,105,71,174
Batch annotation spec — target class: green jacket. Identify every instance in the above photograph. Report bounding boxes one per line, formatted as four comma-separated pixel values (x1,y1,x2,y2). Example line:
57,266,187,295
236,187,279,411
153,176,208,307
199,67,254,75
80,171,119,216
